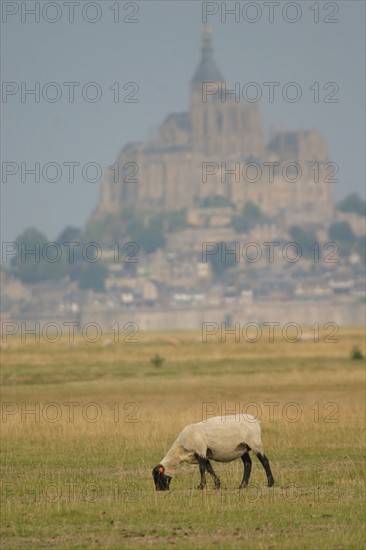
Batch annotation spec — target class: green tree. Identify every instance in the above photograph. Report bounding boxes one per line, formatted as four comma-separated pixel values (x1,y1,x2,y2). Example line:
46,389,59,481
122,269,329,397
146,217,166,252
288,226,319,261
337,193,366,217
357,235,366,265
232,201,266,233
56,226,81,244
11,227,66,282
200,195,232,208
329,221,355,242
12,227,48,251
127,216,165,253
83,214,116,243
120,207,136,223
78,263,108,292
328,221,356,257
207,242,237,278
163,209,187,232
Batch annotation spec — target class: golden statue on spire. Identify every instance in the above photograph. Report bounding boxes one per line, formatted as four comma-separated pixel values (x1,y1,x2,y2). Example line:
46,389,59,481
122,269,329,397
202,22,212,46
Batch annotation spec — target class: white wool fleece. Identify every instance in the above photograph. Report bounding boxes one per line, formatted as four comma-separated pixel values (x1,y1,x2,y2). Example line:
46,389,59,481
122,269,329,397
161,415,264,477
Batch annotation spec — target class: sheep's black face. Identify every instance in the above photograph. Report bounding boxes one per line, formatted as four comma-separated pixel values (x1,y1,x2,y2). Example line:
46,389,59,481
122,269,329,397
152,465,171,491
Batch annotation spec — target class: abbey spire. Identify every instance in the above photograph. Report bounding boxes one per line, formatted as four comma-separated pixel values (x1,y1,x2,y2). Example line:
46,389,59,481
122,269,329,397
191,24,224,84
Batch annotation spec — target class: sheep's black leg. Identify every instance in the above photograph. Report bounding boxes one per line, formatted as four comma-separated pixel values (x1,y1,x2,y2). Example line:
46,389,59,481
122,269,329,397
239,452,252,488
255,453,275,487
206,459,221,489
196,455,207,490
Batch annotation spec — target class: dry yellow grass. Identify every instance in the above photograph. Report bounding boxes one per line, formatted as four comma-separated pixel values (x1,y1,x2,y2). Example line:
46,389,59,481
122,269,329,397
1,327,365,549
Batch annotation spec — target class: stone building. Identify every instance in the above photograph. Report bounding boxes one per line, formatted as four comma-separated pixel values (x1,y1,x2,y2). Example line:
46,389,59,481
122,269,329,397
93,25,333,226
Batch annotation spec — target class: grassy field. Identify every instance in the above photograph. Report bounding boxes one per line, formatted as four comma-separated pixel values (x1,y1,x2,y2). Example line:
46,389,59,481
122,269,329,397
1,327,365,549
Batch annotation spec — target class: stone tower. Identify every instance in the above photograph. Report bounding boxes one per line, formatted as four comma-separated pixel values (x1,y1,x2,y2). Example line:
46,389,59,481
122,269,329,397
90,25,333,226
190,24,264,159
190,24,225,155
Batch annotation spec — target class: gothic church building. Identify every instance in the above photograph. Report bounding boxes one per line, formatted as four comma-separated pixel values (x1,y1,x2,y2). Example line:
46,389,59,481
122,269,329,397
94,26,333,225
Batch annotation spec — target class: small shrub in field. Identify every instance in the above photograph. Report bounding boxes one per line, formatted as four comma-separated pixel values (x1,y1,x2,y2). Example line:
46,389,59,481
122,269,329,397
351,346,364,360
151,354,165,368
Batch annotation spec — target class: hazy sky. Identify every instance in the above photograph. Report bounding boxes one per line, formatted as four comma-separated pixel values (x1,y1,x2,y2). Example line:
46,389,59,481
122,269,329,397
1,0,365,243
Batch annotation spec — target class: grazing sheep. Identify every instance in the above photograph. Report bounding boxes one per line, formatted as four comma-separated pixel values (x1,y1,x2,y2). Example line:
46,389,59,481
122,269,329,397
152,414,274,491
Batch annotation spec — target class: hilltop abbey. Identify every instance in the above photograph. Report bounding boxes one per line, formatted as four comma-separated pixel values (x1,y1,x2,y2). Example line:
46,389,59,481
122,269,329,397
93,26,333,225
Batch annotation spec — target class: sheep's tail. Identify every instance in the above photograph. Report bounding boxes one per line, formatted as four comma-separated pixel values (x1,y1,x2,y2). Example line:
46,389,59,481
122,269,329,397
242,413,264,455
